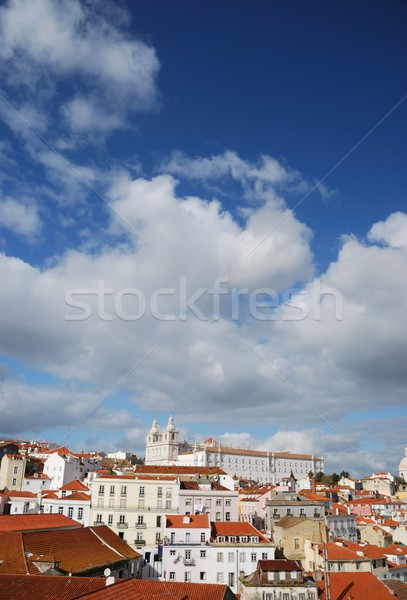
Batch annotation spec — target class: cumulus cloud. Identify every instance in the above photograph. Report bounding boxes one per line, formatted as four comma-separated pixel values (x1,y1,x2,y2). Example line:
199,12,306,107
0,0,159,136
0,196,41,237
0,148,405,475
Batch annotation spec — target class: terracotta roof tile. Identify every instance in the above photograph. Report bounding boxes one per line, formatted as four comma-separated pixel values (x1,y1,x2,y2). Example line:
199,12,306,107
166,514,210,529
212,522,270,542
0,574,106,599
0,514,82,532
77,579,235,599
60,480,90,492
317,572,394,599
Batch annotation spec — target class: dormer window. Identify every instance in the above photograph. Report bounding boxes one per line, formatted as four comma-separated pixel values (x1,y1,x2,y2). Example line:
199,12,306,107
240,536,248,543
250,536,259,543
229,536,237,543
218,536,226,543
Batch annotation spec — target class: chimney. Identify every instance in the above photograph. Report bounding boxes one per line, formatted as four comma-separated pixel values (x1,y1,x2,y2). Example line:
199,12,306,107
312,476,317,495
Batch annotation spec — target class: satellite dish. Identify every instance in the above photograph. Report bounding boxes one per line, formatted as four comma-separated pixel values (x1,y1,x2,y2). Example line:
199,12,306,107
104,568,111,577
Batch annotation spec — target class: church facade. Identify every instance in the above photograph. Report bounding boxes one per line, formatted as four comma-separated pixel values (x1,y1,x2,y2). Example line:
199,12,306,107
145,417,324,484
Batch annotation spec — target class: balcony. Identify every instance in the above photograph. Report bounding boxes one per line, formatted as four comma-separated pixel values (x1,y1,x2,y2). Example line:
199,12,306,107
136,523,147,528
183,558,196,566
117,522,128,529
135,539,146,546
93,521,105,526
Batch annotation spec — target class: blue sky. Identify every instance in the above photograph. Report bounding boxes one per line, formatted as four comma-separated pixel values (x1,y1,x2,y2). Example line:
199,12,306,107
0,0,406,477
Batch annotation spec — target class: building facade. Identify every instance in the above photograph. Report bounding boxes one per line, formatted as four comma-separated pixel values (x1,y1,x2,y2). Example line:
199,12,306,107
145,418,324,484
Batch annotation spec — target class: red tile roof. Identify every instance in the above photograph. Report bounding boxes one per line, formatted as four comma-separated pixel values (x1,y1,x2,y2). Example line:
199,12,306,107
4,490,37,498
60,480,90,491
166,514,210,529
317,572,394,599
77,579,236,599
0,514,82,532
134,465,227,476
259,559,302,572
0,574,106,599
212,522,270,542
0,526,141,576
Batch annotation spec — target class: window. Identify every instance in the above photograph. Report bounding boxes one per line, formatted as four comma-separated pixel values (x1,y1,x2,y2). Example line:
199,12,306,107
225,512,230,521
338,562,344,572
110,485,115,496
201,532,206,543
119,514,125,524
185,533,191,543
157,486,163,497
166,488,172,497
184,572,191,582
96,513,102,523
137,515,144,525
217,552,224,562
185,498,192,506
228,573,235,587
185,550,191,560
200,550,206,558
108,514,113,525
262,552,268,560
13,466,18,474
294,537,300,550
49,505,53,513
165,500,172,509
136,532,143,541
156,516,161,527
169,572,175,580
121,485,127,497
228,552,235,562
156,532,161,543
287,508,292,515
225,499,231,506
299,595,305,600
58,506,64,514
282,594,290,600
170,550,175,556
240,536,248,543
356,562,361,570
216,512,221,521
216,499,222,506
216,572,224,583
68,507,73,518
12,478,16,486
250,536,259,543
251,552,257,562
78,507,83,519
138,499,145,509
200,572,206,580
239,552,246,562
99,485,105,496
139,486,145,497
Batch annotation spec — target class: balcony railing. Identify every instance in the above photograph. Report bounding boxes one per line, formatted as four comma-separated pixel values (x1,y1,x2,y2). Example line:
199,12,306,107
183,558,196,566
134,539,146,545
136,523,147,528
117,522,128,529
93,521,105,526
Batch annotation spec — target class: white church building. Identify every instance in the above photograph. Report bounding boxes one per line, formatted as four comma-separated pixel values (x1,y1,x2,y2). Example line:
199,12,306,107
145,417,324,485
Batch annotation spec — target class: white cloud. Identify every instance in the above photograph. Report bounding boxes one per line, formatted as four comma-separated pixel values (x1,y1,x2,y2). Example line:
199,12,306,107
161,150,334,202
0,196,41,237
0,0,160,136
0,152,406,475
368,211,407,248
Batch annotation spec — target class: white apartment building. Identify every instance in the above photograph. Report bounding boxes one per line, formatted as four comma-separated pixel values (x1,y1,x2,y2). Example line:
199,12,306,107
89,474,180,578
42,449,101,489
145,417,323,484
162,515,275,595
179,478,239,522
40,492,90,525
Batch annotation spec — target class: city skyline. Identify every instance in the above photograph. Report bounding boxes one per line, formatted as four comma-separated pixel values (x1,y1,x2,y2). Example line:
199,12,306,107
0,0,406,478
